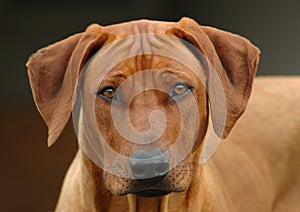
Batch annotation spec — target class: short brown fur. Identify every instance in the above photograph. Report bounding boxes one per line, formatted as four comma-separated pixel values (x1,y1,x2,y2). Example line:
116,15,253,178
27,18,300,211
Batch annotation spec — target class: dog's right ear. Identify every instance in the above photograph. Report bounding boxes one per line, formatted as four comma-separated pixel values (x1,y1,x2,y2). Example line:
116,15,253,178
27,24,115,147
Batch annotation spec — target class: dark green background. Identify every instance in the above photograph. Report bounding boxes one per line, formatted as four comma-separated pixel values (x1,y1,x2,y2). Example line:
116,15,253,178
1,0,299,211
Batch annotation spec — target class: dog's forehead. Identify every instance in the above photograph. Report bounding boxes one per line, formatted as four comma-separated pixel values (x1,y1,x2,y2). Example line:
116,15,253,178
102,19,175,37
101,55,197,88
82,26,207,94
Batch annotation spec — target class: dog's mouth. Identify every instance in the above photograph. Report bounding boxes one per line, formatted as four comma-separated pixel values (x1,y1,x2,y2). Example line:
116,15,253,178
127,178,173,197
104,159,194,197
134,189,171,197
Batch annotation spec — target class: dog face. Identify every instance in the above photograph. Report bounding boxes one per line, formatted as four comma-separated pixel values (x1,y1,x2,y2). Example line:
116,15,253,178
88,54,209,196
27,18,259,198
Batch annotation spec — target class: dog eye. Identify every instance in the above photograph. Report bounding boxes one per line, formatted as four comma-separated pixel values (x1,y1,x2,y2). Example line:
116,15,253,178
171,82,193,100
97,86,116,100
174,84,188,95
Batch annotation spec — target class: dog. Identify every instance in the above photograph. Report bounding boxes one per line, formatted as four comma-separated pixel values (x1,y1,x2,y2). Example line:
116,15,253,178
26,17,300,211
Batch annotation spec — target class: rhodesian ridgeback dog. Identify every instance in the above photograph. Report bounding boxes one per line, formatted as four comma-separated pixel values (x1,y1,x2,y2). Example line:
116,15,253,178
27,17,300,211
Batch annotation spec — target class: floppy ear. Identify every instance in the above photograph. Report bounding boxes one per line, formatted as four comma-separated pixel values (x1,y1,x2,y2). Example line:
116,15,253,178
167,17,260,138
26,24,115,146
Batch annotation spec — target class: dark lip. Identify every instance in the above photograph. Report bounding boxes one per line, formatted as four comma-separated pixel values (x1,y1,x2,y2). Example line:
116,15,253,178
134,189,171,198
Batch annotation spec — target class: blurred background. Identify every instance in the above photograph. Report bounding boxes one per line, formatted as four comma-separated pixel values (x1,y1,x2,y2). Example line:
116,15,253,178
1,0,299,211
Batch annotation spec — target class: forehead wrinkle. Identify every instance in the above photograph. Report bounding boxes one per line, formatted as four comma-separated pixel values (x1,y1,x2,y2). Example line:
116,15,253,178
103,58,202,91
89,32,204,80
130,70,156,92
129,33,165,57
98,33,206,88
136,34,206,85
165,67,197,82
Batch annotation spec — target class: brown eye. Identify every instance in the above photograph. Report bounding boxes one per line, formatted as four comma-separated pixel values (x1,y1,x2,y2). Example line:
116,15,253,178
97,86,115,101
171,82,193,101
173,84,188,95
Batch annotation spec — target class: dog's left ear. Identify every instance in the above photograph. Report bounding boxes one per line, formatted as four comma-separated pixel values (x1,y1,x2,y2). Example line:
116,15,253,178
27,24,115,146
167,17,260,138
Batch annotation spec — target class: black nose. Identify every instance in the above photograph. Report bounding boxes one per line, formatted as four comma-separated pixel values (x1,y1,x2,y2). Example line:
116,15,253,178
130,147,169,182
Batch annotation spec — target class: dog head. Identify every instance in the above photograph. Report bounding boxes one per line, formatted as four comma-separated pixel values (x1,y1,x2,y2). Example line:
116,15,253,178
27,17,259,197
